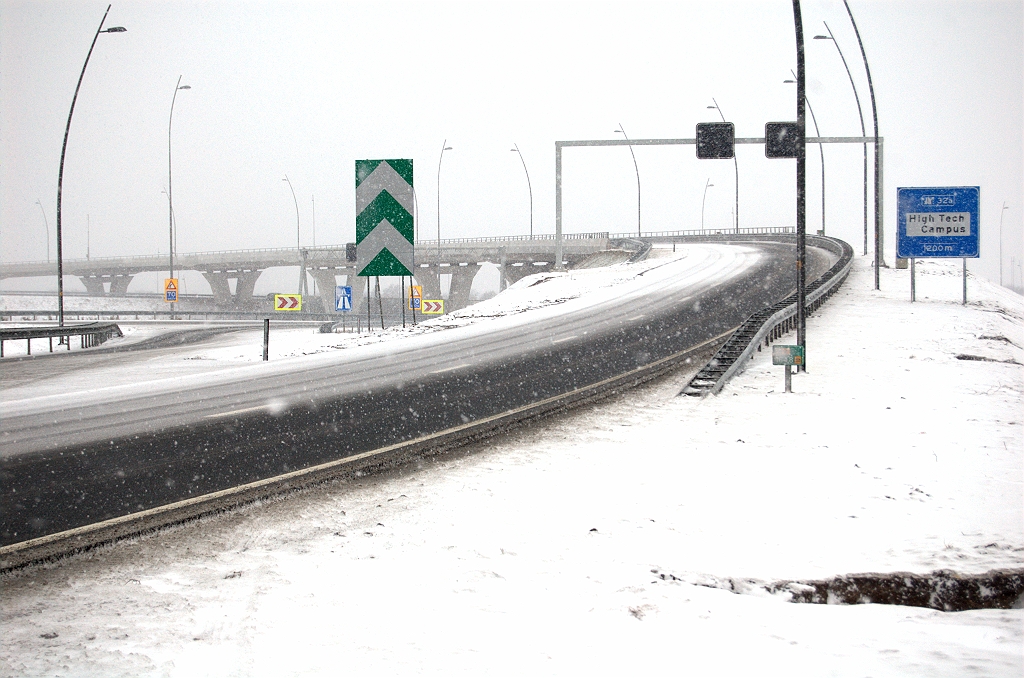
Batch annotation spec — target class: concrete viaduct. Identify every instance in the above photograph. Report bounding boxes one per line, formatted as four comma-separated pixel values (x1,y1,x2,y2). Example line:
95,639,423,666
0,233,615,313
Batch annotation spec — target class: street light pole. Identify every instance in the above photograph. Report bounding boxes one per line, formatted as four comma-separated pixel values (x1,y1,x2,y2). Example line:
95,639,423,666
511,143,533,238
168,76,190,292
437,140,452,293
282,175,303,295
614,124,641,236
786,73,825,236
701,179,714,231
842,0,883,290
792,0,807,369
815,23,868,255
35,200,50,263
55,4,126,328
707,99,739,232
1000,201,1009,286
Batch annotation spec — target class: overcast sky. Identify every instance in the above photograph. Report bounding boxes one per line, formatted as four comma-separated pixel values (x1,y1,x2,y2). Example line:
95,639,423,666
1,0,1021,291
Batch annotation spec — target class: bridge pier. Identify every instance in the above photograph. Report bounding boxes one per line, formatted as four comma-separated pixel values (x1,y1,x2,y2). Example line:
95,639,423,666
234,271,261,311
308,268,342,313
413,266,442,300
202,269,264,311
202,272,232,308
447,264,479,311
78,273,135,297
79,276,106,297
503,262,551,288
109,274,134,297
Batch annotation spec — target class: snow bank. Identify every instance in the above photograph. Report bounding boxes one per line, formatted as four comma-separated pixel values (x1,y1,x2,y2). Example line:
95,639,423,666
1,250,1021,677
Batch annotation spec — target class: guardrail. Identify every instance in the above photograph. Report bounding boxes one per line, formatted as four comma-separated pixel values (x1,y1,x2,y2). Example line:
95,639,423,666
681,234,855,396
0,322,123,358
612,226,794,239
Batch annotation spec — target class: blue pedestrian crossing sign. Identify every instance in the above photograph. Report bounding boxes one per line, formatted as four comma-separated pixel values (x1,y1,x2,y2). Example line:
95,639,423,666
335,285,353,312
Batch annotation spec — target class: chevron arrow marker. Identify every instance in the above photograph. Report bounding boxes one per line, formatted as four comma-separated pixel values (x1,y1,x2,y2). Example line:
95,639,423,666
274,294,302,311
355,159,414,277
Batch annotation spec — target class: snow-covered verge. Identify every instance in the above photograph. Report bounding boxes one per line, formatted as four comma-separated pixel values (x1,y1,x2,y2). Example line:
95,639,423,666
1,252,1021,677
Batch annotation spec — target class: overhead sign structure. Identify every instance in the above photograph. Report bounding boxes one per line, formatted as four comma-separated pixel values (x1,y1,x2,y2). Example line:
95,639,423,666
897,187,980,259
335,285,353,312
163,278,178,303
355,159,414,277
274,294,302,311
421,300,444,314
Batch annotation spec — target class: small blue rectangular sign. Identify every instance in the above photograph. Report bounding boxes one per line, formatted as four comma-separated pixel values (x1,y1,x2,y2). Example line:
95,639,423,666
897,186,980,258
335,285,353,312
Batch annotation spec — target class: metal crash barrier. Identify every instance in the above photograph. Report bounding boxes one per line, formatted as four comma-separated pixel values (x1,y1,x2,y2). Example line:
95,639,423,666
0,322,123,358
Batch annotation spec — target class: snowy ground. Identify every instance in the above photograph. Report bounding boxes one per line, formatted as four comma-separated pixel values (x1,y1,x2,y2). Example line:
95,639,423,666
1,250,1022,677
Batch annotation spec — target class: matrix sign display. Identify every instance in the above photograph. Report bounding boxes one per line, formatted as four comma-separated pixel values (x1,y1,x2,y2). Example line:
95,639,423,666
897,186,980,258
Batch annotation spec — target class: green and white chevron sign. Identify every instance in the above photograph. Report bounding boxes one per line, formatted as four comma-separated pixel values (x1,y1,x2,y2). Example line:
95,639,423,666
355,159,414,277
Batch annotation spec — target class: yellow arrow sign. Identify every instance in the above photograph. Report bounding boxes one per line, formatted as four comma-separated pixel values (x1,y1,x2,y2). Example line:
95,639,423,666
274,294,302,311
421,299,444,314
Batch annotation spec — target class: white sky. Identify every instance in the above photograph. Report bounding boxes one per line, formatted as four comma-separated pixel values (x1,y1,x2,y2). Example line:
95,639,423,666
2,0,1021,288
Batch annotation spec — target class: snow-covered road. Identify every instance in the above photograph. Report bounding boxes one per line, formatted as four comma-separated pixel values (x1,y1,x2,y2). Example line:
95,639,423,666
1,251,1021,677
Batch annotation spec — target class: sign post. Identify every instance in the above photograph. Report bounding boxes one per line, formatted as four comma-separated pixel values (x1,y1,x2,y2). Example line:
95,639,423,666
772,344,805,393
897,187,980,305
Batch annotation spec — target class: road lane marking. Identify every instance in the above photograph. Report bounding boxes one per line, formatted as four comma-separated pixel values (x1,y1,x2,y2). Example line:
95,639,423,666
551,335,578,344
204,405,267,420
430,364,471,375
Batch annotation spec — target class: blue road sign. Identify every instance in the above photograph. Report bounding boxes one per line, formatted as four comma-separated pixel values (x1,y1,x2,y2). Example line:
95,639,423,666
897,187,980,258
335,285,353,312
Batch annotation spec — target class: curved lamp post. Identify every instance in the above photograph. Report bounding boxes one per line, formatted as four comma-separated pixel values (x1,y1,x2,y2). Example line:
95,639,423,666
55,4,126,328
510,143,533,238
707,99,739,232
785,73,825,236
614,124,640,236
168,76,190,288
436,140,452,291
701,179,714,231
35,200,51,263
282,175,303,295
999,201,1009,286
840,0,882,289
815,23,868,254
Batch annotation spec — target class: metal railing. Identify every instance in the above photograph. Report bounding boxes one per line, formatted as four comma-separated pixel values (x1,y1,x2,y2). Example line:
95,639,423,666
0,322,123,358
681,234,855,396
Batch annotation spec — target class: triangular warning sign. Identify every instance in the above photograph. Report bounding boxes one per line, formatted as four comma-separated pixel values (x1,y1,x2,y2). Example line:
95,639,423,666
164,279,178,291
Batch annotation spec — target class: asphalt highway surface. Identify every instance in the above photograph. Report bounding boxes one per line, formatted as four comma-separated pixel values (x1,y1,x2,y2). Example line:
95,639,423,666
1,242,832,547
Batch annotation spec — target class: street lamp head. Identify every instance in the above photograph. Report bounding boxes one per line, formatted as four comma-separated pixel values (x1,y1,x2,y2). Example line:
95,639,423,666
443,146,452,151
783,79,796,83
707,105,718,109
178,85,191,90
104,26,127,32
813,35,831,40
